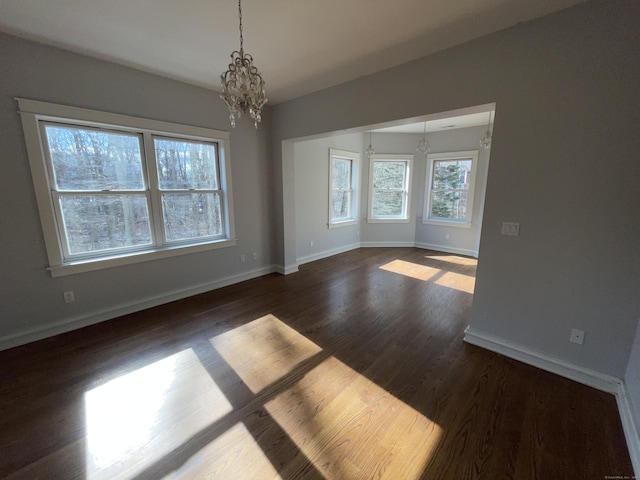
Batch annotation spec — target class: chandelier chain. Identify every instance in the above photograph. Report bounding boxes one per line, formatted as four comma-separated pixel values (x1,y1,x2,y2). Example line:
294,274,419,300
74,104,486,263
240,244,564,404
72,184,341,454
238,0,243,51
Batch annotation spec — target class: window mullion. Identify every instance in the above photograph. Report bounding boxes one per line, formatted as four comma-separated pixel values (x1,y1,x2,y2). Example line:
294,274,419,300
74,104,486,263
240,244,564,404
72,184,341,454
143,133,165,247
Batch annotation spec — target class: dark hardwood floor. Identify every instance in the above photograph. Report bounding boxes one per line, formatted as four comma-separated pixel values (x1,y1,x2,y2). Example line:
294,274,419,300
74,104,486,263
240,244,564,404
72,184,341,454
0,248,633,479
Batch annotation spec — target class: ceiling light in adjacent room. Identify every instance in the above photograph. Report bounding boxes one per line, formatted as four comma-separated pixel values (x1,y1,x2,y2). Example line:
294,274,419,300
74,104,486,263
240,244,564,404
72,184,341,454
480,111,493,149
416,121,431,156
366,131,376,159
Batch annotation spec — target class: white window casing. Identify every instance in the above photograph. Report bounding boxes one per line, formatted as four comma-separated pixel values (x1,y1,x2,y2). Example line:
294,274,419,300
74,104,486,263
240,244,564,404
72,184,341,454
328,148,359,228
423,150,478,228
367,154,413,223
17,98,236,277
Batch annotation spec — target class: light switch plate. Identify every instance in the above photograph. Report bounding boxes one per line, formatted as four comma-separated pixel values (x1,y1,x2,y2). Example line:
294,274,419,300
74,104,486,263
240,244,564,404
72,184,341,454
501,222,520,236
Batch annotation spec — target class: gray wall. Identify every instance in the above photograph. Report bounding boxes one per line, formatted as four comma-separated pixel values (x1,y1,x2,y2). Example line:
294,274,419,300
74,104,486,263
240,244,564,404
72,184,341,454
272,0,640,384
359,133,420,246
294,133,362,261
415,125,490,257
1,0,638,425
0,32,275,346
293,127,489,259
627,320,640,424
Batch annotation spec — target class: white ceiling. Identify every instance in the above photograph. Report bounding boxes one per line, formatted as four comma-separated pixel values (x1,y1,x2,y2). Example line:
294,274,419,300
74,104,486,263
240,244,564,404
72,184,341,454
0,0,584,104
372,112,493,134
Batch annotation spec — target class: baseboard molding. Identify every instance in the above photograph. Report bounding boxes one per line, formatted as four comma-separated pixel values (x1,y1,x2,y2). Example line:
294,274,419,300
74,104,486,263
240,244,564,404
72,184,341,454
463,327,622,393
464,326,639,476
275,263,299,275
0,265,277,352
617,382,640,478
360,241,416,248
415,242,478,258
297,243,360,266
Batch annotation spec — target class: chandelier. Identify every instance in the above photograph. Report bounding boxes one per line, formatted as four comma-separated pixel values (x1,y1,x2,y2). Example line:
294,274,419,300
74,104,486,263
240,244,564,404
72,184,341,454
220,0,267,128
480,111,493,149
416,121,431,156
366,131,376,158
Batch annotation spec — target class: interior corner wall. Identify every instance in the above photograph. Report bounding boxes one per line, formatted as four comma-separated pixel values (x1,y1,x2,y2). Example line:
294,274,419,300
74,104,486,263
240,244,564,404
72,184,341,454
294,133,362,263
0,32,276,348
272,0,640,379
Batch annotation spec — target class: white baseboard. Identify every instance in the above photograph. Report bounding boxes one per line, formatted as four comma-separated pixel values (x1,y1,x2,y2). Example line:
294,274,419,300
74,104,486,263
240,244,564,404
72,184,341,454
0,265,277,352
617,382,640,478
275,263,299,275
464,326,639,478
297,243,360,266
415,242,478,258
463,327,621,393
360,241,416,248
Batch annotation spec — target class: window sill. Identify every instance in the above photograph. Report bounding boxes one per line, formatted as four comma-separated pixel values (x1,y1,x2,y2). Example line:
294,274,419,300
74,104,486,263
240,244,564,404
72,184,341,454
367,218,411,224
422,219,472,229
48,238,237,277
328,219,357,229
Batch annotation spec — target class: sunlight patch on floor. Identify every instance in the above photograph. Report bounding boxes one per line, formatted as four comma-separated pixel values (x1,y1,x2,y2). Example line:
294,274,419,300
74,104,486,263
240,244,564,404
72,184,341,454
435,271,476,294
380,258,476,293
84,349,232,480
84,315,442,479
425,254,478,266
265,355,442,479
211,314,323,393
379,259,440,281
159,422,281,480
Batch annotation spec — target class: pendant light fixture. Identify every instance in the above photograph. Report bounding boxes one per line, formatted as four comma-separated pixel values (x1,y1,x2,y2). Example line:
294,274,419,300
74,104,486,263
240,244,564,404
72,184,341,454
480,111,493,149
416,121,430,155
220,0,267,128
366,131,376,159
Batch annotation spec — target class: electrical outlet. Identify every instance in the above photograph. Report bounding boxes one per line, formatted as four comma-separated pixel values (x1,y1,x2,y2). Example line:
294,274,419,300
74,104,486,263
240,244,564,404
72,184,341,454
570,328,585,345
445,233,450,240
309,240,314,247
63,291,75,303
240,254,245,263
252,252,257,260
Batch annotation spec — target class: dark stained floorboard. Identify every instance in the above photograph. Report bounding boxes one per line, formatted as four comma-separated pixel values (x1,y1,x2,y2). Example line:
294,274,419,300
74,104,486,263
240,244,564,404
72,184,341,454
0,248,633,479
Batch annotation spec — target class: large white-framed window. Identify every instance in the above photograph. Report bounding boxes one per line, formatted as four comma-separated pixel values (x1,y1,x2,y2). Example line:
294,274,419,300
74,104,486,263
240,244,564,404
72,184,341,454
18,98,236,277
423,150,478,227
367,154,413,223
328,148,359,228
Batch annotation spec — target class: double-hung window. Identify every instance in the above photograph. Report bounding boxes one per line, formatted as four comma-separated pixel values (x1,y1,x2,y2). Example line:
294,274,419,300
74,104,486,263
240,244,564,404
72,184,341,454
328,149,359,227
18,99,235,276
423,150,478,227
367,155,413,222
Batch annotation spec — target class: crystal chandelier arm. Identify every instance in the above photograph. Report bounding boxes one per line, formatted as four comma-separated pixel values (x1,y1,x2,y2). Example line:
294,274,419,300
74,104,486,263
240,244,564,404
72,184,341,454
220,0,268,128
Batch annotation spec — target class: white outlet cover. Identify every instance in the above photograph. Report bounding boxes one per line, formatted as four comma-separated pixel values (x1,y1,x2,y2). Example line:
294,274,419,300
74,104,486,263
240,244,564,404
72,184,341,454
570,328,585,345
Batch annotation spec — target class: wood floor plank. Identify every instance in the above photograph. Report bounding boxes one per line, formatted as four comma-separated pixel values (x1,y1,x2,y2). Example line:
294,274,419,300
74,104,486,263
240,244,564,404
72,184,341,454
0,248,633,479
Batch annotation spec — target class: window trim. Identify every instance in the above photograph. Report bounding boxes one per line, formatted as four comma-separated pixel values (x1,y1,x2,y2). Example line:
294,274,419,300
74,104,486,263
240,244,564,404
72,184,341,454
17,98,236,277
367,154,413,224
422,150,478,227
328,148,359,228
